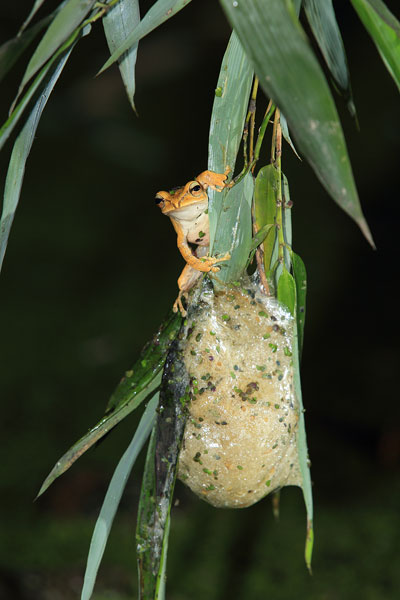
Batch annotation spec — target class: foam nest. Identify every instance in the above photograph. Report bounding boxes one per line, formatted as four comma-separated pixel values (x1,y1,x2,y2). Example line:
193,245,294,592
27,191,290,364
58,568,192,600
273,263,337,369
178,279,302,508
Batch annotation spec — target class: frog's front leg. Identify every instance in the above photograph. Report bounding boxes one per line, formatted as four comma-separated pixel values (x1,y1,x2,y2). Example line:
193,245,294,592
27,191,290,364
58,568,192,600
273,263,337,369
176,229,229,273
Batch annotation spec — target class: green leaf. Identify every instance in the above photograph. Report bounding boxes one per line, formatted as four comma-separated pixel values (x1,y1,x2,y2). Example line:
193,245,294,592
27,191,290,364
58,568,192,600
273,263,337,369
81,394,158,600
38,312,181,497
220,0,374,247
106,310,181,414
292,321,313,570
0,37,80,273
304,0,350,92
254,165,278,272
211,173,254,284
103,0,140,112
208,31,253,251
98,0,193,76
0,23,90,153
38,372,161,498
351,0,400,92
18,0,96,94
277,267,296,316
18,0,50,34
0,13,53,83
280,113,301,159
292,252,307,356
137,341,188,599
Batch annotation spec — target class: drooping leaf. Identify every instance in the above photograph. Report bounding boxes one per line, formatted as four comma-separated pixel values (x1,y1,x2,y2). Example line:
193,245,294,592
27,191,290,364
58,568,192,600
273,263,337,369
277,267,296,316
254,164,279,273
211,173,254,284
280,112,301,159
18,0,96,94
304,0,350,92
106,310,181,414
351,0,400,92
38,311,181,497
304,0,356,118
0,23,89,152
0,13,53,83
220,0,374,247
0,29,86,273
98,0,193,76
103,0,140,112
291,251,307,356
81,394,158,600
18,0,50,34
38,372,161,498
292,324,313,571
208,30,253,252
136,341,189,599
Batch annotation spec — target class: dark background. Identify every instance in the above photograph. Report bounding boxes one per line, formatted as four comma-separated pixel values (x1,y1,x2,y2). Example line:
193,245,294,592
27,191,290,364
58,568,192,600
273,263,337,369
0,1,399,599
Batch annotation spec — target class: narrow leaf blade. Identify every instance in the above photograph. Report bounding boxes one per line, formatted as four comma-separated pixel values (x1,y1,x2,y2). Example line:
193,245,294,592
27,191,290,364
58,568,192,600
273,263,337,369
220,0,374,246
103,0,140,111
277,267,296,316
38,372,161,498
0,13,52,82
137,341,188,599
351,0,400,92
38,312,181,497
81,394,158,600
208,30,254,253
98,0,193,76
0,42,77,273
292,251,307,356
19,0,96,92
254,164,279,272
212,173,254,284
304,0,350,91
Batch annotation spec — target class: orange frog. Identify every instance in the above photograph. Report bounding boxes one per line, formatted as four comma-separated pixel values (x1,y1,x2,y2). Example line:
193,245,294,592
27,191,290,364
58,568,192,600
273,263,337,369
155,169,230,315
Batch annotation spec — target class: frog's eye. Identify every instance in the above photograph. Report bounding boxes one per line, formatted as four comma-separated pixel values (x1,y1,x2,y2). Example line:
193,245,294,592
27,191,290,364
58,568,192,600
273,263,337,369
189,182,202,194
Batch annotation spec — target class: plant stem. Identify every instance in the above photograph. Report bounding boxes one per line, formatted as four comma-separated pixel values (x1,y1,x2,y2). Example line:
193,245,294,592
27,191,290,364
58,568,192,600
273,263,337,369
234,101,275,186
272,109,285,266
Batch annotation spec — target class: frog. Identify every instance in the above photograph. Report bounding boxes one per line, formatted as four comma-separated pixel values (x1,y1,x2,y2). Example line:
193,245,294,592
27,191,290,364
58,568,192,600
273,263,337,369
155,169,231,316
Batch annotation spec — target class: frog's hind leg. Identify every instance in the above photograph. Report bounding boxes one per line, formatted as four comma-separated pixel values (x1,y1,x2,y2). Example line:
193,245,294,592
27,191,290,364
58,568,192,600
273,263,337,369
174,264,202,316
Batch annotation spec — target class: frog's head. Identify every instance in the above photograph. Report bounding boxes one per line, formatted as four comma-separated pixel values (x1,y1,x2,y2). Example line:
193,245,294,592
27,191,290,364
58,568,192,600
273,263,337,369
155,178,208,216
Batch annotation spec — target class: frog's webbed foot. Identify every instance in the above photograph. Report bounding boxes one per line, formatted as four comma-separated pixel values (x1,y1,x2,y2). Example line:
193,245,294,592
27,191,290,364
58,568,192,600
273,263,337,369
173,291,189,317
199,252,231,273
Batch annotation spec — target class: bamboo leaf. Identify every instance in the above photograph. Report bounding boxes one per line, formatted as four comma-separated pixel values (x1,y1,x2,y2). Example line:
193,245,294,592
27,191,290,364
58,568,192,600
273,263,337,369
351,0,400,92
0,24,89,153
0,36,81,273
37,311,181,497
98,0,193,76
18,0,96,94
280,113,301,159
254,165,278,272
38,372,161,498
220,0,374,247
292,251,307,356
19,0,50,34
136,341,189,599
106,310,181,414
103,0,140,112
304,0,350,92
208,31,253,251
277,267,296,316
212,173,254,284
81,394,158,600
292,326,313,571
0,13,53,83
